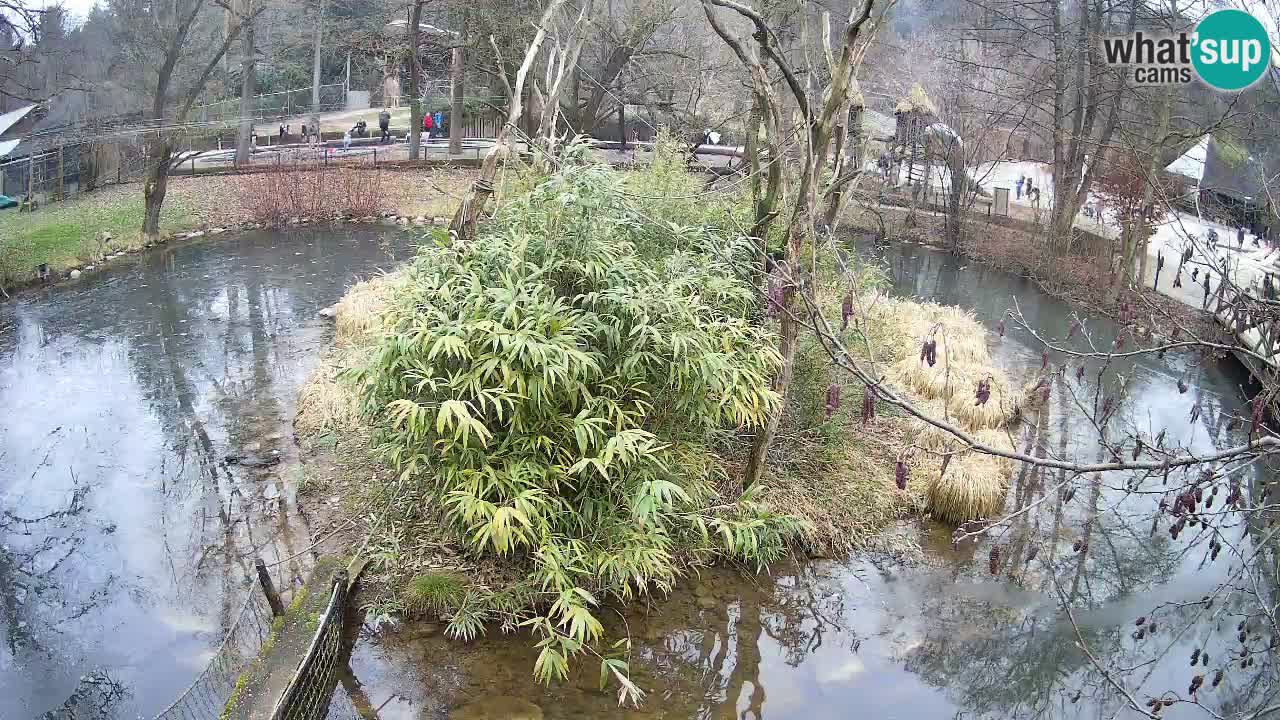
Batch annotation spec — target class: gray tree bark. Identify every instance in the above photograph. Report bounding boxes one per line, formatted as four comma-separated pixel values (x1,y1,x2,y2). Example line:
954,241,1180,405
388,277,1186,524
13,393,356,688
407,0,423,160
235,0,256,166
309,0,324,141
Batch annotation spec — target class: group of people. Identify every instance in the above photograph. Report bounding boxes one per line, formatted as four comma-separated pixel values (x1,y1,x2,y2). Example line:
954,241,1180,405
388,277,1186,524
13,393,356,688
337,108,451,149
269,121,320,144
422,110,446,139
1014,174,1041,207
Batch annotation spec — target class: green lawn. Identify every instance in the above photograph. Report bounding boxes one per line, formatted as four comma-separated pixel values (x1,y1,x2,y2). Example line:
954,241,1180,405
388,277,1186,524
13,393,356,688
0,185,203,287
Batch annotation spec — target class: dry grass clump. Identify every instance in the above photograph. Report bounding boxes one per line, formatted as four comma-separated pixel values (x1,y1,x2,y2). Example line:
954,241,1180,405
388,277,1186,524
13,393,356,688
758,412,927,556
295,346,372,436
894,83,939,115
295,272,402,437
945,371,1021,431
923,452,1009,523
871,297,1021,523
334,271,405,345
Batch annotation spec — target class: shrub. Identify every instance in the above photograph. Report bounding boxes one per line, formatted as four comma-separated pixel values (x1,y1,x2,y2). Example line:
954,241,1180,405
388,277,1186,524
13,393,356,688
235,161,383,227
406,572,467,616
352,152,800,696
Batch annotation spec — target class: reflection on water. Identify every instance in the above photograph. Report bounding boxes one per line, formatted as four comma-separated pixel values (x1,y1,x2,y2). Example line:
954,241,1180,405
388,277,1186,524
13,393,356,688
0,226,414,719
346,241,1276,719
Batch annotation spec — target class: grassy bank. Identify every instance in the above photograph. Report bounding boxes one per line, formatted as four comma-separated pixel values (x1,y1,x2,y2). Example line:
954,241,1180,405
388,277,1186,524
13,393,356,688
0,167,475,291
0,183,206,285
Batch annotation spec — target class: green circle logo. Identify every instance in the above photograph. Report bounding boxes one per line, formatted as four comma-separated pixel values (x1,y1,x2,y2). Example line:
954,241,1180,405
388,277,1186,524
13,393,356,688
1192,9,1271,91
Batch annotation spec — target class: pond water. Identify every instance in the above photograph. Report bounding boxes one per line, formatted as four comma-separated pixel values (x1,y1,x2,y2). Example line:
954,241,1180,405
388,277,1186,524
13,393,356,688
3,230,1274,720
0,226,415,719
343,240,1277,719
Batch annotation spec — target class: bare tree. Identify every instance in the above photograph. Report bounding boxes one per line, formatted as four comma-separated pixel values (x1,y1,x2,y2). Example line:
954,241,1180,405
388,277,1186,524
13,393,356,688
111,0,257,240
449,0,568,241
406,0,424,160
702,0,882,489
234,0,256,165
449,7,464,155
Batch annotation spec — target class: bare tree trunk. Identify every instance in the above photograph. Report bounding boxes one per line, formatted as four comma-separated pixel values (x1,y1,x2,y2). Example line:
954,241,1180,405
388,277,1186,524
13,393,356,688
235,0,256,166
743,306,798,487
448,11,465,155
407,0,423,160
143,138,173,240
449,0,566,241
309,0,324,140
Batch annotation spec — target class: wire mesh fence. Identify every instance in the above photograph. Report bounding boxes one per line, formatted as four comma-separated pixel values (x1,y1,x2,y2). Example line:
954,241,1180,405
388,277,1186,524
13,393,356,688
0,138,153,206
152,583,276,720
268,571,350,720
196,85,349,125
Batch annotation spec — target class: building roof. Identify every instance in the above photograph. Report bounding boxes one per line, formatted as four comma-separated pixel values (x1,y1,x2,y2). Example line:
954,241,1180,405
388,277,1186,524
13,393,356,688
1164,135,1209,182
383,19,457,36
863,109,896,140
0,104,38,138
0,139,19,159
1166,134,1268,203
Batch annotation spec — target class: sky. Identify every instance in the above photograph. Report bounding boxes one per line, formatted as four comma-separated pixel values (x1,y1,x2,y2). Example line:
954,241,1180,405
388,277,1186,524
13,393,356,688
33,0,1280,57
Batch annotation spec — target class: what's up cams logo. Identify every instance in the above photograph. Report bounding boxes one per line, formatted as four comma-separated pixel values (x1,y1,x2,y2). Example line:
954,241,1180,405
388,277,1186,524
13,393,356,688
1102,9,1275,91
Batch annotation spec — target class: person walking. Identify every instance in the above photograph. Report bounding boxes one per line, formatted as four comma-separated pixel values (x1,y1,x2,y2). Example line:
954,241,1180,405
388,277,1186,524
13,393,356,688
1154,250,1165,290
343,130,352,151
423,111,433,140
1238,226,1246,247
434,110,444,137
1203,272,1212,309
301,123,311,144
1016,175,1024,200
378,109,392,144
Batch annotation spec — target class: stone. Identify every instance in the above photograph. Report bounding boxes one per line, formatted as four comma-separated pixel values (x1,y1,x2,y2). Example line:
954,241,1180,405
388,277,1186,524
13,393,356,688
449,696,542,720
187,230,205,238
84,265,95,272
433,217,447,225
401,622,440,641
69,269,81,280
696,596,718,610
317,304,338,319
209,227,226,235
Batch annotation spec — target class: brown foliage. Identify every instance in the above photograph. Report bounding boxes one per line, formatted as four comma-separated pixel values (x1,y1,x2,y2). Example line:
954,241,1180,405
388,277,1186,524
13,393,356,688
235,161,384,227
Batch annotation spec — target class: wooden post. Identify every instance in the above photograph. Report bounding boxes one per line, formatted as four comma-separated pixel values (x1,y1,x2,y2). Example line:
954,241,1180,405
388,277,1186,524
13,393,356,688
57,146,65,201
618,102,626,150
255,558,286,617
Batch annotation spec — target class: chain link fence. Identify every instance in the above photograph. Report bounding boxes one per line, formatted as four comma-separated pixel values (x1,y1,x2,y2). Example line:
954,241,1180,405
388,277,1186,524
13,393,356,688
196,85,349,125
268,570,351,720
152,583,276,720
